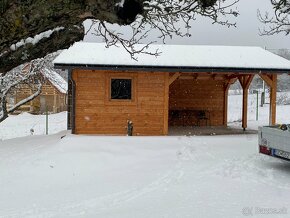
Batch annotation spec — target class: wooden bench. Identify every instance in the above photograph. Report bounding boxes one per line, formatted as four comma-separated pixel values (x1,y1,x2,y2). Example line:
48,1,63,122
169,109,210,126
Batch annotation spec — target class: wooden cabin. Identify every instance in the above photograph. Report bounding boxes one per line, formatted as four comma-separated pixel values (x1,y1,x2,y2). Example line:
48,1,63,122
14,68,67,114
53,43,290,135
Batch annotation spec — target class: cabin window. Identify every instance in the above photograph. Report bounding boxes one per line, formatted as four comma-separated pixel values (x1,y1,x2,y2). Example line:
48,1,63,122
111,79,132,100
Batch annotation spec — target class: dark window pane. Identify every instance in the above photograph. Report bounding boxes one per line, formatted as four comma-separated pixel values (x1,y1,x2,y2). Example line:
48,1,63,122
111,79,132,100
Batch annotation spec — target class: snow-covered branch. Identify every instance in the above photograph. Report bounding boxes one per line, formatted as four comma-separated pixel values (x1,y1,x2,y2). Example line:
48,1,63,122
10,27,65,51
0,52,60,123
6,83,43,116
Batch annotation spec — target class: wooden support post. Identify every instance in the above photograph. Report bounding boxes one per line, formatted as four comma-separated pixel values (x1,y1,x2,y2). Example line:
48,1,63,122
269,74,277,125
238,75,254,130
169,72,181,85
163,72,169,135
223,83,230,126
259,74,277,125
223,77,238,126
242,89,248,130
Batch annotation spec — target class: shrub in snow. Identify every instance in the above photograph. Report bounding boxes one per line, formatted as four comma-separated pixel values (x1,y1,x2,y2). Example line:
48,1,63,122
277,93,290,105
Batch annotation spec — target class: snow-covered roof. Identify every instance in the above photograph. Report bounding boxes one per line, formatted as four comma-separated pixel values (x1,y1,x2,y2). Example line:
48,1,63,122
53,42,290,72
42,68,67,94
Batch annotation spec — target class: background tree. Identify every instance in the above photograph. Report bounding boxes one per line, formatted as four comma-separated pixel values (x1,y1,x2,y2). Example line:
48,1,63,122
274,49,290,91
0,0,239,123
0,0,239,74
258,0,290,35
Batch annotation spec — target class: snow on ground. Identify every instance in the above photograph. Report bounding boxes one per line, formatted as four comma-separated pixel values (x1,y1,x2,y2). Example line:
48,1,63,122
0,112,66,140
228,92,290,130
0,93,290,217
0,133,290,218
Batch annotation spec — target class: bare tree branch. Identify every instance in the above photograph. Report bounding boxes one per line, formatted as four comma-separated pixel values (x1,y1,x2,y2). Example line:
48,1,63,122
1,0,239,73
0,53,58,123
0,0,241,123
258,0,290,36
90,0,239,60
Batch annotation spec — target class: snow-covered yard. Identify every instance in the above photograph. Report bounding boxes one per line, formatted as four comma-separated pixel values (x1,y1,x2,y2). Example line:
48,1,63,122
0,112,66,140
1,133,290,218
228,92,290,130
0,93,290,217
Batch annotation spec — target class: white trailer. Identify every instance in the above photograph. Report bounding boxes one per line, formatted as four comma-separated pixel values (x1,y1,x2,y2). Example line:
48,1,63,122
258,126,290,161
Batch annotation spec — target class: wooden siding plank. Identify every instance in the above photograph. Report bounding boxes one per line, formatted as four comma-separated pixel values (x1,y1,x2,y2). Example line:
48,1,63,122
169,75,226,126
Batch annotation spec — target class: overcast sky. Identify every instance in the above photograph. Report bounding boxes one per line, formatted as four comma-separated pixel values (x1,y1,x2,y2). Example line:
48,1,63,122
84,0,290,49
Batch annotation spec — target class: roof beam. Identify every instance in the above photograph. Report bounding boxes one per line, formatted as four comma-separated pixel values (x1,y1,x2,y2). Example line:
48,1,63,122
169,72,181,85
238,75,254,90
259,74,274,88
54,64,290,74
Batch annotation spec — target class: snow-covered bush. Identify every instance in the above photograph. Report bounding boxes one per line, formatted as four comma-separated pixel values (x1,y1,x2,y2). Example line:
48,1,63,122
276,93,290,105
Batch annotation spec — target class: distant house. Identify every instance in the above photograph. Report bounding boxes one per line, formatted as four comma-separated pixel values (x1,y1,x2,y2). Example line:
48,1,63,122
13,68,67,114
54,42,290,136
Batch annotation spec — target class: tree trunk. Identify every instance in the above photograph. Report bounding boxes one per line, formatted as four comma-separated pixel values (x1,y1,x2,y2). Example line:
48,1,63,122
0,0,145,73
0,0,218,73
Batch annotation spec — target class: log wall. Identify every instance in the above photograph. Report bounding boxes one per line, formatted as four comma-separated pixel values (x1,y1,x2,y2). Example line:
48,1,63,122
169,76,226,126
73,70,168,135
14,81,66,113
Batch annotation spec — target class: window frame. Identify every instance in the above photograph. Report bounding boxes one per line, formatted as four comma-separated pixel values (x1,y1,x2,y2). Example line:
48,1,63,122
110,78,133,100
105,73,137,105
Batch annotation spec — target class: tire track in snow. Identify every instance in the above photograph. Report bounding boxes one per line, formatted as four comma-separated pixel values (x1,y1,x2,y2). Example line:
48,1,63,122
2,143,191,217
213,154,290,190
1,137,228,217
